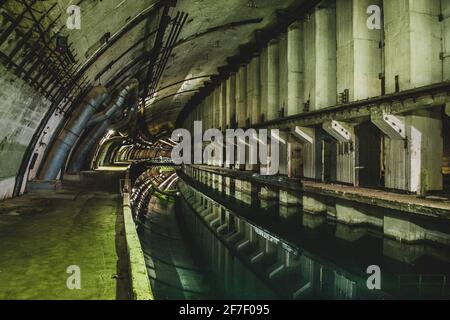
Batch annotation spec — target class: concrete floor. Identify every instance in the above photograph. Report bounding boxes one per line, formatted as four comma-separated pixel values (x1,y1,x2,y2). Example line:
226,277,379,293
0,171,130,300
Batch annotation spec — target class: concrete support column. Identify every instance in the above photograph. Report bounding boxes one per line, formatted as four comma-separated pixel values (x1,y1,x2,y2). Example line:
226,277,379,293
443,1,450,80
336,0,381,102
267,39,280,121
384,0,442,93
372,109,443,195
250,55,261,125
226,73,237,129
279,33,288,118
219,82,227,131
303,6,337,110
292,126,316,179
206,94,213,130
214,87,221,129
287,135,303,178
236,65,247,128
260,48,268,123
287,21,303,116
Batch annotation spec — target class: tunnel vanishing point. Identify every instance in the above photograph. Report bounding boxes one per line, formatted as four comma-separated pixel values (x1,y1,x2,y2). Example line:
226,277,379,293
0,0,450,301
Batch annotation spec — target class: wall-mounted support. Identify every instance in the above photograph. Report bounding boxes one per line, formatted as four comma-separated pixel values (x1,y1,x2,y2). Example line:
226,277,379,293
291,126,314,144
322,120,352,142
371,112,406,140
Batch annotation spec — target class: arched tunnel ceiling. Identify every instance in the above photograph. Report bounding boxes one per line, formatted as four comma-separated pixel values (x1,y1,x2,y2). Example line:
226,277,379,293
5,0,302,137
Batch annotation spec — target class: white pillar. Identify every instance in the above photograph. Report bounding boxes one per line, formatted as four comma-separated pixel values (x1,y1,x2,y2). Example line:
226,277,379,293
267,39,280,121
227,73,237,128
236,64,247,128
336,0,381,101
250,55,261,125
384,0,441,93
287,21,303,116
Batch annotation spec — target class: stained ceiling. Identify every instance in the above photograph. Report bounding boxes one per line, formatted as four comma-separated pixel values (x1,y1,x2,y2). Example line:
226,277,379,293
0,0,303,136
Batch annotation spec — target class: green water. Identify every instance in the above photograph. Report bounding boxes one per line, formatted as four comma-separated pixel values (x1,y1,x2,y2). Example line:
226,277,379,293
176,191,450,300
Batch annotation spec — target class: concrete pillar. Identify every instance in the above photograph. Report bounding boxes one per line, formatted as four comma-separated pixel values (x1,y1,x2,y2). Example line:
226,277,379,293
322,121,356,185
236,64,247,128
443,2,450,81
276,131,289,176
267,39,280,121
226,73,237,128
287,21,304,116
260,48,268,123
384,0,441,93
408,109,443,194
279,33,288,118
205,94,212,130
303,5,337,110
336,0,381,102
373,108,443,194
287,135,303,178
292,126,316,179
250,55,261,125
220,81,227,131
214,87,221,129
246,59,253,127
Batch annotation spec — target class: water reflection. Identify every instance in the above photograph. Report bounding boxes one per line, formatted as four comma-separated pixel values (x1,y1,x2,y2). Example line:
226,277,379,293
178,181,450,300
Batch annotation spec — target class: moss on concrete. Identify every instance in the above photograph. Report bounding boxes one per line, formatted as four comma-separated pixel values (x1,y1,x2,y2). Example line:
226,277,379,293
0,173,130,300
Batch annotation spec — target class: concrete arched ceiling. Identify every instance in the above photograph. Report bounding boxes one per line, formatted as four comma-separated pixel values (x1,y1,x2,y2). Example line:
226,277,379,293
1,0,301,136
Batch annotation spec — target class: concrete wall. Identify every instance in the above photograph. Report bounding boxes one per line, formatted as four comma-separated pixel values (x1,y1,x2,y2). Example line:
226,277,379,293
0,65,51,200
384,0,442,93
337,0,381,101
382,109,443,194
303,5,337,110
443,1,450,80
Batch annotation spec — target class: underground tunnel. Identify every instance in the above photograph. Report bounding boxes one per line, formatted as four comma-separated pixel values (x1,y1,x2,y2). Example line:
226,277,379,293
0,0,450,302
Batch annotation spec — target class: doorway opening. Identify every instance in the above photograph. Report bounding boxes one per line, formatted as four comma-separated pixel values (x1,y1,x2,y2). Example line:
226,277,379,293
356,121,383,188
322,138,337,183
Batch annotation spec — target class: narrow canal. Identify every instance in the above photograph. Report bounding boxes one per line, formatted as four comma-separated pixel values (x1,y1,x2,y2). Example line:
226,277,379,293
131,166,450,300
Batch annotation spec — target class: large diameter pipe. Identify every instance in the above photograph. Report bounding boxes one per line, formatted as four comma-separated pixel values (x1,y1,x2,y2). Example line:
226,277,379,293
87,79,139,126
39,86,108,180
69,79,139,172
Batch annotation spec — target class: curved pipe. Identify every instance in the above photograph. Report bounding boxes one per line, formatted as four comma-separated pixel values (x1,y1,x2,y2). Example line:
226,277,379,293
69,79,139,172
87,79,139,126
39,85,108,180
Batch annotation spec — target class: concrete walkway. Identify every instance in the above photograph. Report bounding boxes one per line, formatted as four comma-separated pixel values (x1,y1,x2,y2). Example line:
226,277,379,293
0,171,130,300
